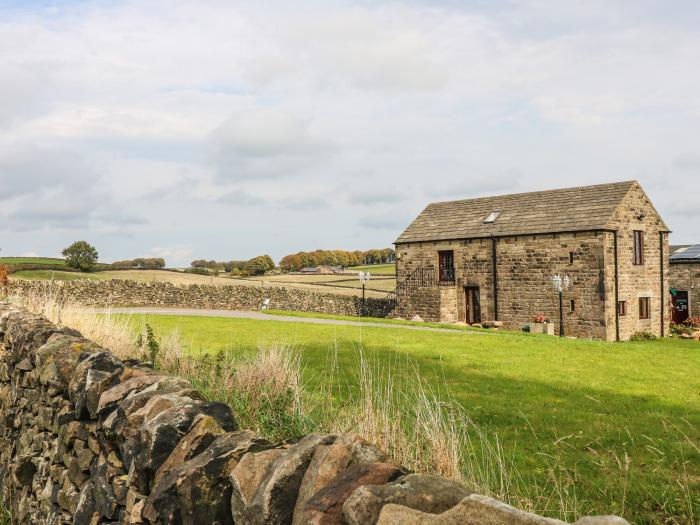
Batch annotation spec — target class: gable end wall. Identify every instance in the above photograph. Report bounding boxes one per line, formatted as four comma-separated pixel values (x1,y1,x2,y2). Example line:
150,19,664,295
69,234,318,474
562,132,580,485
604,184,670,340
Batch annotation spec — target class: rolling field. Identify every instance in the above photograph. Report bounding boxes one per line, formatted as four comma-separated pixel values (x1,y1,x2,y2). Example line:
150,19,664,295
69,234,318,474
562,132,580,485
11,270,87,281
241,272,396,295
0,257,66,266
12,267,396,297
347,263,396,275
115,312,699,524
11,269,240,286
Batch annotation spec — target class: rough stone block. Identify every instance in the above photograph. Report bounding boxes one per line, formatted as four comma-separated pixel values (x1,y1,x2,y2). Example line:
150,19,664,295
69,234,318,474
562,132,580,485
144,430,270,524
375,494,566,524
298,462,407,524
35,334,100,392
230,434,335,525
293,433,388,525
342,473,473,525
69,351,123,419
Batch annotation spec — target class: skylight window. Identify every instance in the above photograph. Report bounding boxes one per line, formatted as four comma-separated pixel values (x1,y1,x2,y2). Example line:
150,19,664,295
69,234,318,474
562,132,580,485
483,210,501,223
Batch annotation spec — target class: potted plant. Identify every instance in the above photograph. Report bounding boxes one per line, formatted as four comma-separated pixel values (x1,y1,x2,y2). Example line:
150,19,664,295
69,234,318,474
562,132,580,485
530,313,555,335
684,317,700,340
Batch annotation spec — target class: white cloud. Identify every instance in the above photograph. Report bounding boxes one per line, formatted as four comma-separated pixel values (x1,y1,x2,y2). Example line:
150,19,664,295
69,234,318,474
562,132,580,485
211,108,333,181
146,246,193,267
0,0,698,260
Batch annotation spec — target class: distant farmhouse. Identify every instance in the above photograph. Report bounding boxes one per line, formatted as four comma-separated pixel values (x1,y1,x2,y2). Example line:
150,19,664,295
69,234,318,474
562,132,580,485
669,244,700,324
393,181,670,341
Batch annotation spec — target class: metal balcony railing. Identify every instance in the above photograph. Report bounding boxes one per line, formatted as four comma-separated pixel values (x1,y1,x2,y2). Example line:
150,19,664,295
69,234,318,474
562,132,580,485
385,267,438,305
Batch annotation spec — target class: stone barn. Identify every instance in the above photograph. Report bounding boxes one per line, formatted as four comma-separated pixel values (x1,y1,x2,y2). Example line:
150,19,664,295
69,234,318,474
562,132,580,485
669,244,700,324
393,181,670,341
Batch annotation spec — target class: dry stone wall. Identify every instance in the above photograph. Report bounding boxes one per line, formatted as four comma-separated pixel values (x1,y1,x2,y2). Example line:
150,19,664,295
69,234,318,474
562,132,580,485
7,279,395,319
0,303,630,524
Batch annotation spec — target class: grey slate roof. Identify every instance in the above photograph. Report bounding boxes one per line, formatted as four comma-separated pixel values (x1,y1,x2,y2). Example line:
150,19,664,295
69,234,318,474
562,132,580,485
670,245,691,254
670,244,700,262
396,181,644,243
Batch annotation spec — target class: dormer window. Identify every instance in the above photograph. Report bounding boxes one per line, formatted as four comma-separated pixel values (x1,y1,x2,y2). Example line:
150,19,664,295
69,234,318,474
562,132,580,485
483,210,501,223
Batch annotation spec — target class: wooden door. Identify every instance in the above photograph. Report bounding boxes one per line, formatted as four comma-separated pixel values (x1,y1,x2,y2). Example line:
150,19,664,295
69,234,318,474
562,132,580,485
672,290,689,324
465,287,481,324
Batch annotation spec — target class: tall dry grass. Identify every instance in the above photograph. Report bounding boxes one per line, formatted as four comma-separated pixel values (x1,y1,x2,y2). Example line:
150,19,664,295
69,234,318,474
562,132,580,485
313,347,583,519
7,283,135,357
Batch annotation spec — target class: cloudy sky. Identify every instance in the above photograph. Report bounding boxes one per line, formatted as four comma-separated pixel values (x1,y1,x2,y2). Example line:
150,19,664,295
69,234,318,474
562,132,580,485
1,0,699,265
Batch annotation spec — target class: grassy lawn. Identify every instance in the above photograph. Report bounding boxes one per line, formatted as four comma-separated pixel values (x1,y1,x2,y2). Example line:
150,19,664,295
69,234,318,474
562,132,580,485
263,309,492,332
116,312,699,524
347,263,396,275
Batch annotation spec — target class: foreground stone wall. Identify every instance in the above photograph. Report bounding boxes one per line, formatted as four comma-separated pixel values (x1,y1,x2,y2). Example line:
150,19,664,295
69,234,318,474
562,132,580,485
7,279,395,318
0,304,629,524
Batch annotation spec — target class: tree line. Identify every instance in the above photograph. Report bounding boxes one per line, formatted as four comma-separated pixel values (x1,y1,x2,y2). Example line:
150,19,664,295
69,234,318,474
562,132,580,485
190,260,246,272
279,248,395,272
62,242,166,272
190,256,275,276
112,258,166,269
48,241,395,276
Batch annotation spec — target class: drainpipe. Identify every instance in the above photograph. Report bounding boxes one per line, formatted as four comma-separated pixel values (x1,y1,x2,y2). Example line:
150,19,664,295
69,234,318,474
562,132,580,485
659,232,665,337
491,235,498,321
614,231,620,342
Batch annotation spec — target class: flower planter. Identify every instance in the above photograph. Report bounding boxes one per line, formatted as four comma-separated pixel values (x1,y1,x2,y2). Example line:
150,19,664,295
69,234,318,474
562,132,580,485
531,322,555,335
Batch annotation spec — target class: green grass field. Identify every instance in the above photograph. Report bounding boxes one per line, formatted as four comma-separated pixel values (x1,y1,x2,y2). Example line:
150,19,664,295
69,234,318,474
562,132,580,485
11,270,88,281
347,263,396,275
263,309,494,332
116,312,699,524
0,257,65,266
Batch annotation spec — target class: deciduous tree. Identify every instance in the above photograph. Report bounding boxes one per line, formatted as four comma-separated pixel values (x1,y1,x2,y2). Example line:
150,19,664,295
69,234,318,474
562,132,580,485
62,241,99,272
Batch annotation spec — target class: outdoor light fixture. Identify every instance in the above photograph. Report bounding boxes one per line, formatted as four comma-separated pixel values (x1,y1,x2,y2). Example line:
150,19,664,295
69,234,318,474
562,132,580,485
552,273,571,337
359,271,371,315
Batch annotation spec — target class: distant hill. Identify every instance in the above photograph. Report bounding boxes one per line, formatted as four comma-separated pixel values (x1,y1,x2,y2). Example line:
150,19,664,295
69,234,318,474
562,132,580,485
0,257,66,266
